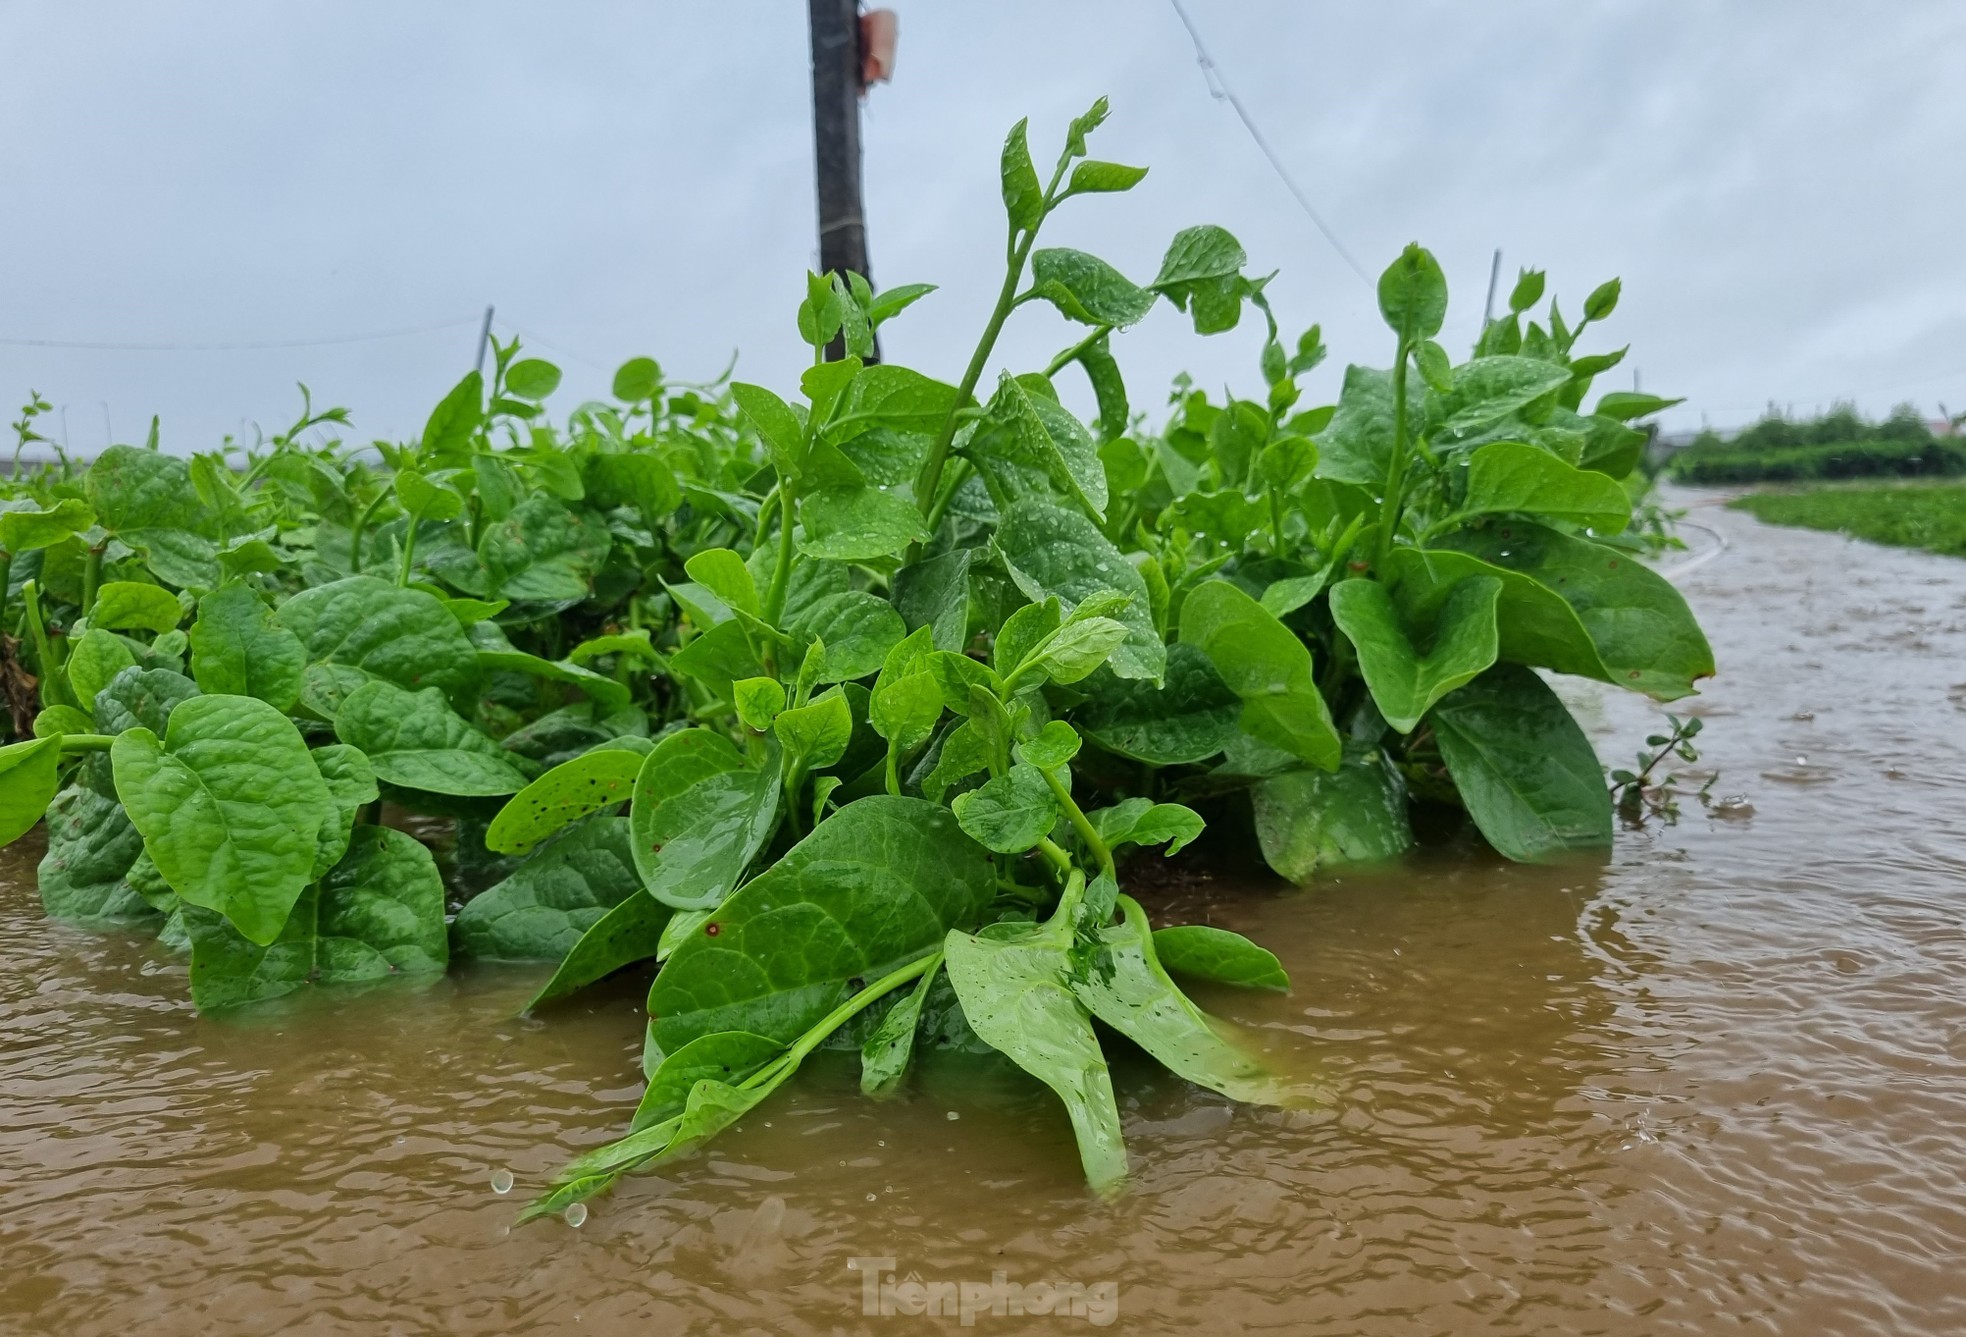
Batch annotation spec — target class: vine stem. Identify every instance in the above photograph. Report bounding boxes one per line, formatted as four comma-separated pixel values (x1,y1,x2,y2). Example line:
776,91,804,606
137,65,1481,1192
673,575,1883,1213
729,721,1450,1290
920,458,973,537
1040,766,1115,883
1043,323,1114,379
79,545,102,622
396,515,420,587
761,479,798,625
349,488,390,573
1043,869,1091,936
913,249,1027,516
19,581,66,709
1372,339,1413,574
774,949,943,1072
751,483,781,552
913,152,1074,517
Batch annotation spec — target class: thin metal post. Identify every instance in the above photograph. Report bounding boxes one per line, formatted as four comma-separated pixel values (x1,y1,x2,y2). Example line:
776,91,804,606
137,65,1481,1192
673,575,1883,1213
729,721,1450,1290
1481,248,1503,328
474,305,495,376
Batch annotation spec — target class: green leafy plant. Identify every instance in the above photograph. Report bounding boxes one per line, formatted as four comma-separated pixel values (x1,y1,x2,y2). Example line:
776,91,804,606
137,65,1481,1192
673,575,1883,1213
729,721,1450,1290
1610,713,1712,821
1097,255,1712,877
0,99,1712,1213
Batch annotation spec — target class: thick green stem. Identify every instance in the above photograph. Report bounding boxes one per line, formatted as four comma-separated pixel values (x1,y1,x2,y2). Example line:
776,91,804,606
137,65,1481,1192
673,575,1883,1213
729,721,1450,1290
914,141,1075,522
1041,766,1115,883
921,457,973,538
1042,869,1090,937
914,234,1037,515
20,580,66,708
57,733,115,754
79,545,102,622
0,551,12,621
1043,324,1114,379
1035,835,1074,878
1373,341,1414,574
396,515,420,587
751,483,782,552
349,488,390,573
774,949,943,1071
782,758,809,836
237,451,275,491
761,479,798,625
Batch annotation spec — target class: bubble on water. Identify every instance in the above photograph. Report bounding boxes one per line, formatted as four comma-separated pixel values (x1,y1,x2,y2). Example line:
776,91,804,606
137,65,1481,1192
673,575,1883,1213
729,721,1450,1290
490,1168,513,1195
565,1202,588,1228
946,1110,960,1121
865,1193,877,1202
1795,755,1808,766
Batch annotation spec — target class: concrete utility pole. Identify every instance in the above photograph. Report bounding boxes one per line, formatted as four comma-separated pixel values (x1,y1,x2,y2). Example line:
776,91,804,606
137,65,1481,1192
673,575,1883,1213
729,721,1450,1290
808,1,873,313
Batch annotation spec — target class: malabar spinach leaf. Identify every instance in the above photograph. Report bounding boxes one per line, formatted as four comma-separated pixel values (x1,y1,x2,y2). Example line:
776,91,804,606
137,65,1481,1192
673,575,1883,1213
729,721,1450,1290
648,795,992,1052
630,728,780,912
1179,579,1340,770
1152,925,1289,992
1429,663,1612,862
1328,575,1500,733
111,693,334,945
943,919,1128,1192
454,818,642,962
333,680,531,796
185,825,448,1010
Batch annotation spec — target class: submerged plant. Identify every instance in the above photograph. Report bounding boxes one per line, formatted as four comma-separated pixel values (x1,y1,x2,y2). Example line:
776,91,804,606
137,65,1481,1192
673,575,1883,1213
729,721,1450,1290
1611,713,1711,821
0,97,1712,1208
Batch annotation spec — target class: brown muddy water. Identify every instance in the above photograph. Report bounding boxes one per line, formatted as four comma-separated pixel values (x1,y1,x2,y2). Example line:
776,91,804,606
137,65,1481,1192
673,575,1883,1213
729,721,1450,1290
5,490,1966,1336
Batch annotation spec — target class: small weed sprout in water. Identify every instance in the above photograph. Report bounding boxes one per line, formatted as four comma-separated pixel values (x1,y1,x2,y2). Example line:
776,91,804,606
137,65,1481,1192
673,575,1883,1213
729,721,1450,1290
1611,714,1714,821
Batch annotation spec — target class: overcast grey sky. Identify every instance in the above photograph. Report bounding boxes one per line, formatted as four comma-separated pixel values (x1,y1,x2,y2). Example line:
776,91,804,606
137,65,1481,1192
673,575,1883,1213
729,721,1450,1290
4,1,1963,454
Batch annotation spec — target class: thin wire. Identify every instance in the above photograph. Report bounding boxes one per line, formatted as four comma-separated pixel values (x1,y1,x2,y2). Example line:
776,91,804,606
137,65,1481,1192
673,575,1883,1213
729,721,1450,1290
1166,0,1370,286
0,314,481,352
497,318,742,389
492,318,615,376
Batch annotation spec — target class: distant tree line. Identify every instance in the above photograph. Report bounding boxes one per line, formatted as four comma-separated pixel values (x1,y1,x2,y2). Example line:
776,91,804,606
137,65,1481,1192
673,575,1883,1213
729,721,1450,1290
1667,402,1964,484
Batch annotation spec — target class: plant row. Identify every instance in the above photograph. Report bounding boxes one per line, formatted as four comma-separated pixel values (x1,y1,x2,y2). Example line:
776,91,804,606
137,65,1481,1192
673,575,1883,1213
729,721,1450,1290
0,99,1708,1211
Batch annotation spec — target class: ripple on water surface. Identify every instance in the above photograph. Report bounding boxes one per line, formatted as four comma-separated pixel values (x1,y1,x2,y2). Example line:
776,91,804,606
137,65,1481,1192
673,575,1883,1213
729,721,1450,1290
2,494,1965,1335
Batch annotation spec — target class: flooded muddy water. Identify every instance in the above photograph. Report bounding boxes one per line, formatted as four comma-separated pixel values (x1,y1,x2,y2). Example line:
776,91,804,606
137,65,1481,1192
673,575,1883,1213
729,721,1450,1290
4,490,1965,1335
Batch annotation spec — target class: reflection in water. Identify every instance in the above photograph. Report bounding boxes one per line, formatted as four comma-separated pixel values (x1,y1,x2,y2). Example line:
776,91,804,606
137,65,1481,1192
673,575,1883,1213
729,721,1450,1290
3,490,1965,1335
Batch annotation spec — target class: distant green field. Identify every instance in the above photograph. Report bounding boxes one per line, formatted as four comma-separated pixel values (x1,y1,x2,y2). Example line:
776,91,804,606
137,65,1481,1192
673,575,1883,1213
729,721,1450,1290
1729,482,1966,558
